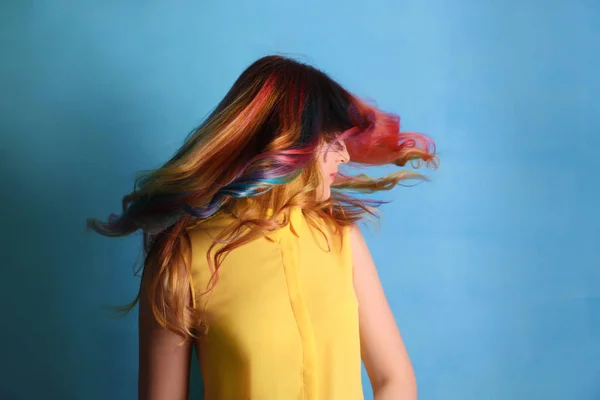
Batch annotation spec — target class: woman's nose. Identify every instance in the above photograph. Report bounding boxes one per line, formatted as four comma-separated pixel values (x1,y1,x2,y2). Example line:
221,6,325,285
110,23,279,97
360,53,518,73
337,147,350,163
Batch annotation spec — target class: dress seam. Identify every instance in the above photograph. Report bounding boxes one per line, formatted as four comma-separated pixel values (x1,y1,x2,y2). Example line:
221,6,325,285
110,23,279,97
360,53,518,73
277,211,318,399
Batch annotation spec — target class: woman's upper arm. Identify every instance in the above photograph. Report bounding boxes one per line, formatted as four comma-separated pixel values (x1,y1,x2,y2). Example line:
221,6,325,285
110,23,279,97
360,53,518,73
138,278,193,400
349,225,417,398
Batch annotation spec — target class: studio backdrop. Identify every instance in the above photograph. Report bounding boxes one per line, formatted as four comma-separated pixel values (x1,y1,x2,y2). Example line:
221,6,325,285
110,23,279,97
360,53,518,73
1,1,598,399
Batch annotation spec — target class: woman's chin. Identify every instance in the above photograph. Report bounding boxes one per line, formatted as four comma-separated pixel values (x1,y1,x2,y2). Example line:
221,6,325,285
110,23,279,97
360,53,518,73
316,187,331,202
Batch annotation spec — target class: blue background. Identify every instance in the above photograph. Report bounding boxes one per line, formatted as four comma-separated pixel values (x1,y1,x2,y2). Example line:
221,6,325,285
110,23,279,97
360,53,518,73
1,1,599,399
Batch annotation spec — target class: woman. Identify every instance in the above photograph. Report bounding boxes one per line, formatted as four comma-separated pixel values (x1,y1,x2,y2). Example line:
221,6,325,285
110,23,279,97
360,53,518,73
88,55,437,400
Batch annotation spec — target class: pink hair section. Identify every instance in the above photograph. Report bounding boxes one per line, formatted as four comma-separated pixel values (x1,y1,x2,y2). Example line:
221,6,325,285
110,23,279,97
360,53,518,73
340,101,437,167
224,75,278,133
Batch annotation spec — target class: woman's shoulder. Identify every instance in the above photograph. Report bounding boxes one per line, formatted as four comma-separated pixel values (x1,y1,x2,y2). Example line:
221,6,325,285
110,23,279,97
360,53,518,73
185,212,279,253
186,211,239,233
185,213,234,252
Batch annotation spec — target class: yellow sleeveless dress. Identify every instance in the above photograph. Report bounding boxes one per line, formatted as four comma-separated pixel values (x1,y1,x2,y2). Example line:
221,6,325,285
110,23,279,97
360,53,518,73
187,206,364,400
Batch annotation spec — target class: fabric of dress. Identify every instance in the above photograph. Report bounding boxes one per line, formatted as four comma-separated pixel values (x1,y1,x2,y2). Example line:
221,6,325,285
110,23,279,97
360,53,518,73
187,206,363,400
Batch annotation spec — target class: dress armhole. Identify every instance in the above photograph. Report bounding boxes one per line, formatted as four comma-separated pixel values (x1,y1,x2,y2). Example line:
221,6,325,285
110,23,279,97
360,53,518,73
186,229,198,310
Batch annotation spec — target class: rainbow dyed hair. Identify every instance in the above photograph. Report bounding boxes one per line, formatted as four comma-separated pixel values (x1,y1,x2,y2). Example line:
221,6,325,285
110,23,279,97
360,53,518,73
87,55,438,337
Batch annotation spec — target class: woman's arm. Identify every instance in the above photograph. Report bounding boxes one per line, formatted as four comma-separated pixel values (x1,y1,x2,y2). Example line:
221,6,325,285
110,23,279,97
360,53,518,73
138,278,193,400
350,226,417,400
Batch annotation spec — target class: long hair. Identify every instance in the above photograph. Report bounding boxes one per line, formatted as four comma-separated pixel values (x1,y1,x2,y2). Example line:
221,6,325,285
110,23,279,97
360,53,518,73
87,55,438,338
